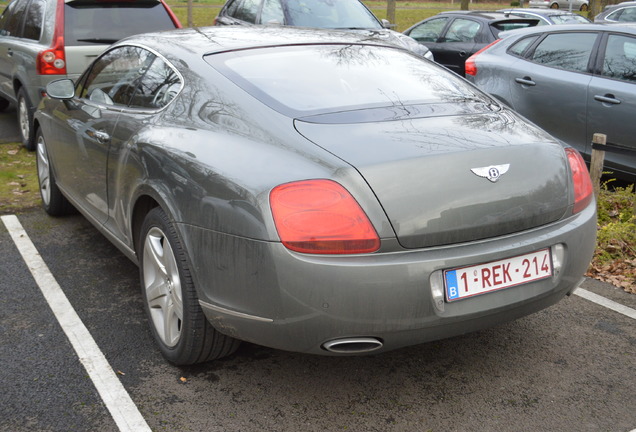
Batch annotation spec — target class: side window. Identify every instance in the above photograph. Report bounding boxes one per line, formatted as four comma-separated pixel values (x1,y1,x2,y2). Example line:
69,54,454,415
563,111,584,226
602,34,636,82
508,35,539,57
3,0,28,37
260,0,283,25
129,57,181,109
223,0,241,17
79,46,156,107
0,2,16,35
444,18,480,43
530,32,597,73
616,7,636,22
23,0,45,41
233,0,261,23
407,17,449,43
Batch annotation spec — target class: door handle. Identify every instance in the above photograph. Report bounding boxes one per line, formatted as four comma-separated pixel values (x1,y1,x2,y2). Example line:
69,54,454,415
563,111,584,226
594,94,621,105
459,51,467,57
514,77,536,86
88,129,111,144
7,48,13,57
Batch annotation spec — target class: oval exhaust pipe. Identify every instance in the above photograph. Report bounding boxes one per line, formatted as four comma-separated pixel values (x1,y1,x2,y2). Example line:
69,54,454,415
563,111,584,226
322,337,383,354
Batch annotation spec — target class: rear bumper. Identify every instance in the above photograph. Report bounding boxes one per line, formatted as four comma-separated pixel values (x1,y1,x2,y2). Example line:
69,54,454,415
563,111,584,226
187,202,596,355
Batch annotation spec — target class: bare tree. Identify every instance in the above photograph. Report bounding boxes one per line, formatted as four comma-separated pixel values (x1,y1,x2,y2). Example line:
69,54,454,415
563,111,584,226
386,0,396,26
188,0,193,27
460,0,470,11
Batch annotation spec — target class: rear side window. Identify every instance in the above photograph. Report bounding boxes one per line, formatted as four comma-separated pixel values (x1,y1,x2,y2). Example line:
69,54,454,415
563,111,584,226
530,32,597,73
491,21,536,38
64,0,176,46
1,0,28,37
508,35,539,57
602,34,636,82
444,18,480,43
23,0,45,40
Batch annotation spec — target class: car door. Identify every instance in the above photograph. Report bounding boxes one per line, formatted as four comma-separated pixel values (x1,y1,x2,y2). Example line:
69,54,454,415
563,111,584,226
103,52,183,245
47,46,155,223
436,18,481,76
586,32,636,176
506,31,599,156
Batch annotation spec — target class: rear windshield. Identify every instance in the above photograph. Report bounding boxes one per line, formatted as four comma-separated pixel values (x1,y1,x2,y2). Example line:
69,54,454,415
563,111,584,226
490,21,537,37
64,0,176,46
206,44,485,115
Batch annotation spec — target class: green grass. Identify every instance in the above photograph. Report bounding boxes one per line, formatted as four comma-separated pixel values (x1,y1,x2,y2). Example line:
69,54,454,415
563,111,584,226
0,142,41,214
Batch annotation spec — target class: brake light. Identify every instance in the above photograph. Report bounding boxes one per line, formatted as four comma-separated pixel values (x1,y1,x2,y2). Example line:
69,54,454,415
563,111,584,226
270,179,380,254
37,0,66,75
465,39,501,77
565,148,593,214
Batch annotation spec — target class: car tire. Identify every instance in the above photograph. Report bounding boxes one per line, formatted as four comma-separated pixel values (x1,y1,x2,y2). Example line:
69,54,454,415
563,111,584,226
17,88,35,150
580,3,588,10
0,96,9,112
35,128,73,216
139,207,240,365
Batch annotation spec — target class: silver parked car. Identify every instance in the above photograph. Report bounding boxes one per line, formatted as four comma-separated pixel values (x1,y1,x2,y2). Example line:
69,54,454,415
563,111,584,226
465,23,636,180
528,0,589,11
498,8,591,25
0,0,181,150
35,26,596,365
594,1,636,23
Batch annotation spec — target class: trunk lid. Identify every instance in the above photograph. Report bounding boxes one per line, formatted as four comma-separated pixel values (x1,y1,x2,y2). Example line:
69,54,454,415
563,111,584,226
295,107,571,248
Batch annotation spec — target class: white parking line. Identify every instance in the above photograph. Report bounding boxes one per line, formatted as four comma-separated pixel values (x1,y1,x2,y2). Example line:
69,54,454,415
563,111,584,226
1,215,151,432
574,287,636,320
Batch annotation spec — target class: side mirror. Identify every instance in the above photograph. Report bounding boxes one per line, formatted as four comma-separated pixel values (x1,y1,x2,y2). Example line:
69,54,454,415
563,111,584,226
381,19,396,29
46,79,75,100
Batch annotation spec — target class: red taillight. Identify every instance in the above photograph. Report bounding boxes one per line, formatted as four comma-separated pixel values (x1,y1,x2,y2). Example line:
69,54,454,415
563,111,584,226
270,179,380,254
465,39,501,77
565,148,593,214
37,0,66,75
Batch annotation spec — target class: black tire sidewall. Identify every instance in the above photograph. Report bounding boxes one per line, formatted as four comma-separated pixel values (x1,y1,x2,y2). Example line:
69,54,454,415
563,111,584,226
138,207,209,365
17,88,35,151
35,128,70,216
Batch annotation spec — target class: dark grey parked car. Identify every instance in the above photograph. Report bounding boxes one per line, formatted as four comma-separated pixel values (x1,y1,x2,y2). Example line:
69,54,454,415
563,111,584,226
214,0,433,59
403,11,538,76
35,26,596,365
465,23,636,180
0,0,180,150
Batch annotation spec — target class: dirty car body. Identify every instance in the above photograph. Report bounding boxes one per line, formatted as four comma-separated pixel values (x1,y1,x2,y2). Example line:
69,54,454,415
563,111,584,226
34,26,596,365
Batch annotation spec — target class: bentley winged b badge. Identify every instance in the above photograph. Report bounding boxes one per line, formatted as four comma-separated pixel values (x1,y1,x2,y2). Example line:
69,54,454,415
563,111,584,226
471,164,510,183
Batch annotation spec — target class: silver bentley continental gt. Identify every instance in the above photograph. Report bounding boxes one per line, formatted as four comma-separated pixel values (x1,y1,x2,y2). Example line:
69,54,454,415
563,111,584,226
34,26,597,365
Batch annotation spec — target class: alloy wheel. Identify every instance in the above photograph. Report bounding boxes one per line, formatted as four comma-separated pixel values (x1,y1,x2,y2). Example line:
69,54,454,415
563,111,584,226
142,227,184,347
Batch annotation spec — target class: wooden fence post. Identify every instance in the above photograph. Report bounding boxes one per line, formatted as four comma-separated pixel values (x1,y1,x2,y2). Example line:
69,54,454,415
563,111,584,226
590,133,606,199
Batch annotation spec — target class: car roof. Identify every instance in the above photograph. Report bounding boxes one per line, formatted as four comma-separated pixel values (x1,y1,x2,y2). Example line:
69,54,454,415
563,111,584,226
116,26,409,60
498,21,636,38
438,10,531,20
498,8,582,16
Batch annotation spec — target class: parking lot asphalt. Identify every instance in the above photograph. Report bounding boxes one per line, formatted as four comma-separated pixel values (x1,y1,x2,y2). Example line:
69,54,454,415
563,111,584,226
1,208,635,432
